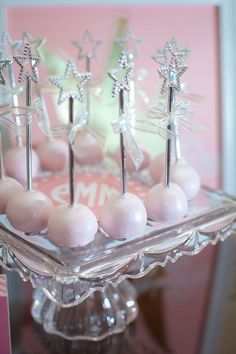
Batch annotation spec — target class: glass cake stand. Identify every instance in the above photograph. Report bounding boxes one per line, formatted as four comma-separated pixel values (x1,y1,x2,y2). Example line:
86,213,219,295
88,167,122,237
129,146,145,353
0,169,236,341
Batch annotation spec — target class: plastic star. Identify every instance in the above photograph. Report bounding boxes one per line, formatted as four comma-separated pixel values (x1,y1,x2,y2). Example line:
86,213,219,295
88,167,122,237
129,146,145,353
72,30,101,60
0,32,22,59
49,59,91,104
21,32,46,59
158,54,188,94
0,58,12,85
13,42,40,83
115,27,143,58
108,51,134,97
153,38,190,66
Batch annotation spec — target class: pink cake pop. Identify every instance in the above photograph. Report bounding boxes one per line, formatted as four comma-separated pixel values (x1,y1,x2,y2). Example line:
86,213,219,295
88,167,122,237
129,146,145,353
4,145,40,183
73,130,104,165
6,43,53,233
99,52,147,239
47,60,98,247
113,145,150,172
36,138,68,171
170,158,200,200
145,53,188,222
148,152,165,182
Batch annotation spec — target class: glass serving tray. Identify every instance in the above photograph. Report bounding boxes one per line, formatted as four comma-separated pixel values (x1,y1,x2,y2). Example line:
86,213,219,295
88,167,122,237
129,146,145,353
0,173,235,306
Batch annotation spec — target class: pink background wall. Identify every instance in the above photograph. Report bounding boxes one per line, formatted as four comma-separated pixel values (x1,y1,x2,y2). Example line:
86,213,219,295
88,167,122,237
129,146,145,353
6,5,220,354
7,4,220,188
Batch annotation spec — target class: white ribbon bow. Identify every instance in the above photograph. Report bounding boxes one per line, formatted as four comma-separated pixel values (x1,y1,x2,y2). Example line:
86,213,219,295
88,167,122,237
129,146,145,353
112,105,144,170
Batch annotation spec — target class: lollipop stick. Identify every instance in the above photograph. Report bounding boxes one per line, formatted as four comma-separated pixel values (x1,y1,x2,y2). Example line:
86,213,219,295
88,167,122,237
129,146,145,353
69,96,75,207
165,86,175,188
8,63,23,147
119,89,126,195
173,120,182,161
85,54,91,116
0,129,4,179
26,77,32,191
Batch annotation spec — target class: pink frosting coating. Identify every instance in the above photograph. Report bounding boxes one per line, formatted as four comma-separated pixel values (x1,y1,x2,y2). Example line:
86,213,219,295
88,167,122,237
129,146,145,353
36,139,68,171
6,190,53,233
99,192,147,239
47,204,98,248
0,177,24,214
144,183,188,223
149,153,166,182
113,145,150,172
170,159,201,200
4,146,40,184
74,131,104,165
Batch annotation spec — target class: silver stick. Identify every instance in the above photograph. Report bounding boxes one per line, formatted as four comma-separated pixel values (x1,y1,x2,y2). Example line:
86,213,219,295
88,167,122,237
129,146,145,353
119,89,126,195
8,63,23,147
69,96,75,207
164,86,175,188
0,128,4,179
85,54,91,117
26,77,32,191
173,121,182,161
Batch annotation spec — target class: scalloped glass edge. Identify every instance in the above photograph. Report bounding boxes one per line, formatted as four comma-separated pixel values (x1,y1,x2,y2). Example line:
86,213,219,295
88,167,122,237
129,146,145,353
0,186,236,306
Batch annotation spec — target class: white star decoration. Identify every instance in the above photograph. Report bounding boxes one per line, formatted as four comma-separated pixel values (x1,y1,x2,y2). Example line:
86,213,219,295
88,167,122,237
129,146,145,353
115,27,143,57
72,30,101,60
49,60,91,104
0,58,12,85
21,31,46,59
13,42,40,83
153,38,190,66
158,54,188,94
0,32,22,59
108,51,134,97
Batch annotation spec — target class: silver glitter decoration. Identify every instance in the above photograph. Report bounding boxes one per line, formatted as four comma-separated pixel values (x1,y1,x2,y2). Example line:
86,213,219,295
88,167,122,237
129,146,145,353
49,59,91,104
0,32,22,59
158,54,188,94
153,38,190,66
21,32,46,59
13,42,40,83
115,27,143,58
0,58,12,85
72,30,101,60
108,51,134,97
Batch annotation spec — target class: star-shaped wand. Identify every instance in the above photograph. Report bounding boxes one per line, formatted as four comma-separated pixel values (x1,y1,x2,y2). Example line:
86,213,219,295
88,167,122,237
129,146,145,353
158,53,188,188
50,59,91,206
13,42,40,191
108,51,134,195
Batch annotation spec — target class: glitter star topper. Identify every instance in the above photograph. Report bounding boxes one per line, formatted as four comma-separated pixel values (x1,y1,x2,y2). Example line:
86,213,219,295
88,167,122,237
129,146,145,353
115,27,143,58
21,32,46,59
108,51,134,97
158,54,188,94
0,32,22,59
152,38,190,67
72,30,101,60
49,59,91,104
0,58,12,85
13,42,40,83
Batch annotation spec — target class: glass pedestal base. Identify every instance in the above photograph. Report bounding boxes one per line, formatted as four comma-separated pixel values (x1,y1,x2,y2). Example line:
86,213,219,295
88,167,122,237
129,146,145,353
31,280,138,341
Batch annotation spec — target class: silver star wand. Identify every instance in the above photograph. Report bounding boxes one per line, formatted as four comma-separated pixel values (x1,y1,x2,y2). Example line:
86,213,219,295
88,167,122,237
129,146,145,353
0,32,24,147
108,51,134,194
157,53,188,187
50,60,91,206
72,30,101,119
13,42,40,191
